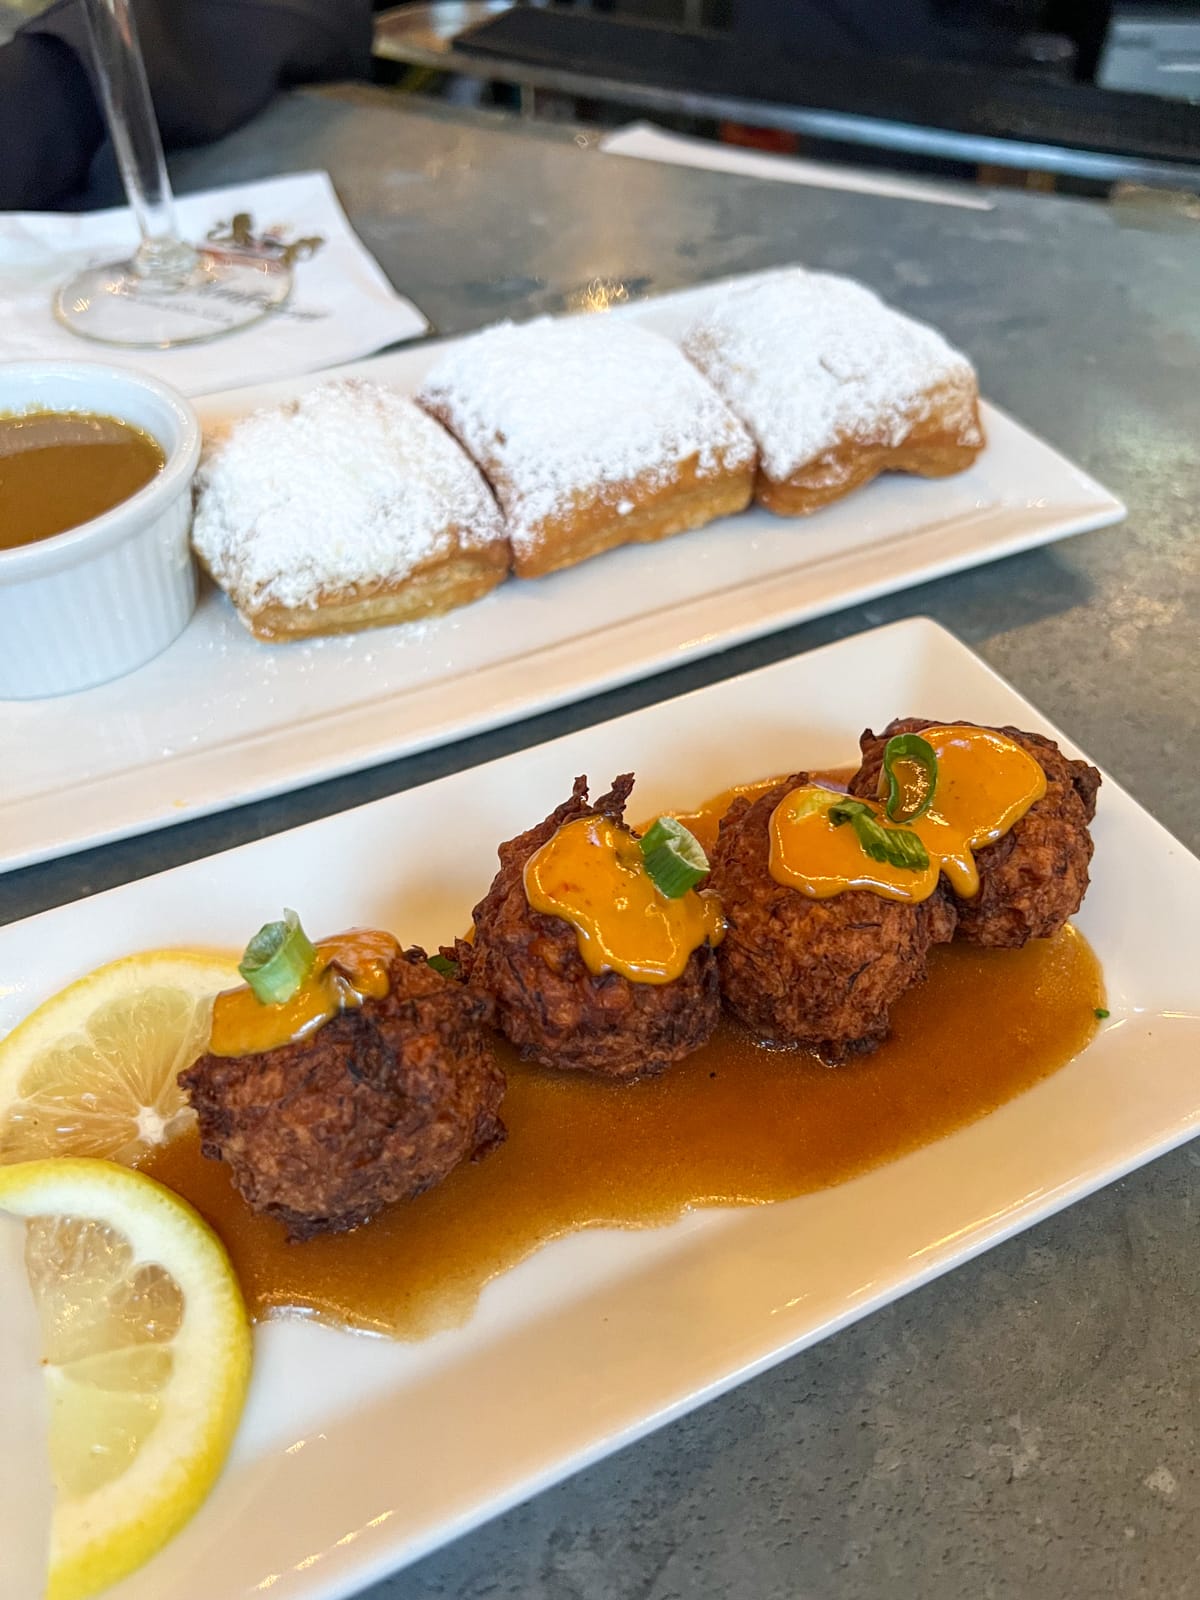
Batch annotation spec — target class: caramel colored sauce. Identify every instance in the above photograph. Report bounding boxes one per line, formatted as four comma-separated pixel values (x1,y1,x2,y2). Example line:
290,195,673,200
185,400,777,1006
666,774,796,857
909,726,1047,897
144,926,1103,1341
659,768,853,863
0,410,164,548
770,729,1048,903
523,815,724,985
209,929,398,1057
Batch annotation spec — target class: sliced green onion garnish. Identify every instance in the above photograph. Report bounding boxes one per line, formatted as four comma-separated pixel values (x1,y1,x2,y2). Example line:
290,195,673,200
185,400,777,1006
639,816,710,899
881,732,939,823
238,909,318,1005
428,953,459,979
827,800,930,873
1094,1007,1110,1020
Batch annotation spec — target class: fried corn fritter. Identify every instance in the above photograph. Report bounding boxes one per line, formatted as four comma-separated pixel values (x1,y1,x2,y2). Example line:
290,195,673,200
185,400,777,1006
708,775,957,1060
851,719,1099,947
456,774,721,1080
180,947,505,1240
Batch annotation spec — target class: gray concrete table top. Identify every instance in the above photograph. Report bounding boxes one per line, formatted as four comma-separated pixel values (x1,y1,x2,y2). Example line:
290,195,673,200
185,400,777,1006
8,85,1200,1599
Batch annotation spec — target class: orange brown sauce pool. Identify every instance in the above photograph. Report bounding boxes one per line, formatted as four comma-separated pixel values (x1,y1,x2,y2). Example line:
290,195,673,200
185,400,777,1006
142,769,1104,1341
146,927,1103,1339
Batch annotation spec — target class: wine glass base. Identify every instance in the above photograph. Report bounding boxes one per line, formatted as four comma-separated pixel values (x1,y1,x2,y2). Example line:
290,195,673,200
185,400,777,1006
54,249,293,349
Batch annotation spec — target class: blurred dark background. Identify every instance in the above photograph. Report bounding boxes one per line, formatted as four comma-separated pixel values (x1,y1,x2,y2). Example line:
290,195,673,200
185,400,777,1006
4,0,1196,206
371,0,1200,97
371,0,1200,196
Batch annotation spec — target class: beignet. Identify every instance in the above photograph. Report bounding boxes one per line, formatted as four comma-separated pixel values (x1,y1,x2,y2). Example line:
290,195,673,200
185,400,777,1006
192,379,509,640
418,317,756,578
682,268,984,515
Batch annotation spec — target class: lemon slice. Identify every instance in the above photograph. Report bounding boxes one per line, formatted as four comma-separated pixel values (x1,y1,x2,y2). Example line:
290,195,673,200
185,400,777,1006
0,1157,251,1600
0,950,240,1166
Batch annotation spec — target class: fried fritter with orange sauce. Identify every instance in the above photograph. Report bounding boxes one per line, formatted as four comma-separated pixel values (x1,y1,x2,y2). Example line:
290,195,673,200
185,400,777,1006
180,947,505,1240
851,719,1099,947
455,774,721,1080
708,775,957,1061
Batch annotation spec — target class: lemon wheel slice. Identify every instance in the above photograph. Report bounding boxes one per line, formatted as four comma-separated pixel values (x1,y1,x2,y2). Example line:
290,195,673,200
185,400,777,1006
0,1157,251,1600
0,950,240,1166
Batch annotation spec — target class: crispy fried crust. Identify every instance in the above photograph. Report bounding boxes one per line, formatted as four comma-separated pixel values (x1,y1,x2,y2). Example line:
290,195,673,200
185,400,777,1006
417,402,757,579
756,386,984,516
179,948,506,1240
708,775,957,1061
456,774,722,1079
850,719,1099,947
504,456,756,579
230,543,510,641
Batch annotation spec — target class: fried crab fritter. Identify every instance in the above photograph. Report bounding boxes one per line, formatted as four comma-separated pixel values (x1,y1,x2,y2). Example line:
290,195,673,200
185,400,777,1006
180,946,505,1240
851,719,1099,947
708,774,957,1061
455,774,721,1080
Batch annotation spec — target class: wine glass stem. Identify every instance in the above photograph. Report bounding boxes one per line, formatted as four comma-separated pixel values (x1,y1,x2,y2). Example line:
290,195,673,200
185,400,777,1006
82,0,197,281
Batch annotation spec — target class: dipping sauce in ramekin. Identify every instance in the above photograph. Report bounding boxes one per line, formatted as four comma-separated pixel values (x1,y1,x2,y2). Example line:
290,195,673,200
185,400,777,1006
0,363,200,700
0,411,166,549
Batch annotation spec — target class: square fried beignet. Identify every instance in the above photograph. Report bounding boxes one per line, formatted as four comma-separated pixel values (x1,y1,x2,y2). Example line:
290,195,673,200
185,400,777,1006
682,269,984,516
417,317,756,578
192,380,508,641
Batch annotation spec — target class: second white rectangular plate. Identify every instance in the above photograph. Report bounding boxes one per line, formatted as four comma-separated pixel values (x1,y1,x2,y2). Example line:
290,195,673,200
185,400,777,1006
2,618,1197,1600
0,277,1125,875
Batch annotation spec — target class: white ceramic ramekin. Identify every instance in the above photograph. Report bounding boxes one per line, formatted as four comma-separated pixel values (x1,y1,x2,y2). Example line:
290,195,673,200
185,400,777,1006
0,362,201,699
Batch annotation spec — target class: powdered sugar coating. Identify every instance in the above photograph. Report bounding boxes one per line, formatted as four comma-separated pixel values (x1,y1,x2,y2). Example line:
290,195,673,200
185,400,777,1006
418,317,756,555
682,269,981,483
192,380,505,614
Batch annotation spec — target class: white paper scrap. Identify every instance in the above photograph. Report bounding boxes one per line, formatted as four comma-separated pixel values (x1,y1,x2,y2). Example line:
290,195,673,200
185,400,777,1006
600,123,994,211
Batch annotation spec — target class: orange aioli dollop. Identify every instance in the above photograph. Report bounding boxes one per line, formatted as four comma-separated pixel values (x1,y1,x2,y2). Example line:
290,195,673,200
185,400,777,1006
208,928,400,1057
769,726,1048,903
523,815,725,985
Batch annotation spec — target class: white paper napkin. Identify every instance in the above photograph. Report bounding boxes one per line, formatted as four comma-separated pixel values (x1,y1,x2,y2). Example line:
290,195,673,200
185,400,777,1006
0,171,429,396
601,123,993,211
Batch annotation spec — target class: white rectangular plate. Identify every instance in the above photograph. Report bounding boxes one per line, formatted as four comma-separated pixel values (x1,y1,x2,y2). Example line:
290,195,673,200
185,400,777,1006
0,274,1125,876
3,617,1198,1600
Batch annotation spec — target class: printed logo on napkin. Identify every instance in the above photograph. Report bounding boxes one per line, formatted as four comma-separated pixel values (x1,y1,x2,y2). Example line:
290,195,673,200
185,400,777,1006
205,211,328,270
0,172,428,395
